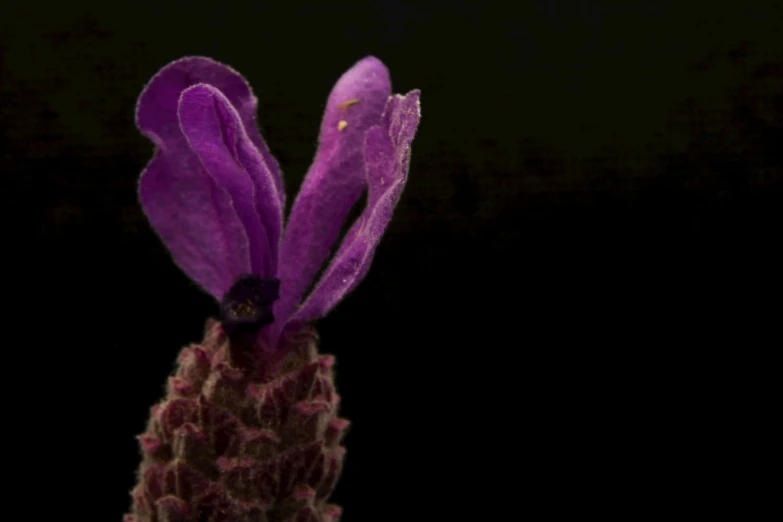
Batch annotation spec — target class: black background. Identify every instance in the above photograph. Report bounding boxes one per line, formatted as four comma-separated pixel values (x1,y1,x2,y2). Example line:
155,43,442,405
5,0,780,519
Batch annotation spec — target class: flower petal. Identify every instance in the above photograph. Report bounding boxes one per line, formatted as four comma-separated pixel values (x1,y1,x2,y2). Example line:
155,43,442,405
178,84,283,276
138,141,252,299
291,90,421,325
135,56,285,209
275,56,392,328
135,61,255,298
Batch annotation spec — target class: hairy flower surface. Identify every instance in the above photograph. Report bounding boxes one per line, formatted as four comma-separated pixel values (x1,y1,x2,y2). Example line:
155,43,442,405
126,56,420,522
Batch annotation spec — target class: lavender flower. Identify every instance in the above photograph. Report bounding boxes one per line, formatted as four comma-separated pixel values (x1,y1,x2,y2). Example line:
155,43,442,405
126,56,420,522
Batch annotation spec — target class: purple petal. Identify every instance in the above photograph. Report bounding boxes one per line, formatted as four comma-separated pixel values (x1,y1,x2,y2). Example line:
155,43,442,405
138,142,252,299
275,57,392,328
136,62,256,298
178,84,283,276
291,90,421,325
135,56,285,209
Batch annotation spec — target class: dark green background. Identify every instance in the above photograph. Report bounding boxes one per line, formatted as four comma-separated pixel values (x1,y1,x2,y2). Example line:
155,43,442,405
5,1,778,519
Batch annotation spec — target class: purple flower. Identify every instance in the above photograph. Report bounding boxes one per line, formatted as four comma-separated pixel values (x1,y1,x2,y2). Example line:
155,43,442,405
126,56,420,522
136,55,420,346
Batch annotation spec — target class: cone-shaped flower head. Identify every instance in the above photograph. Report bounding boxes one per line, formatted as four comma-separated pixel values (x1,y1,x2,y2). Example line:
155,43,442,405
126,56,420,522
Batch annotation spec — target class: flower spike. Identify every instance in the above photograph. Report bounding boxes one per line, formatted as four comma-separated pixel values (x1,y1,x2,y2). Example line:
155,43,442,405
128,55,420,522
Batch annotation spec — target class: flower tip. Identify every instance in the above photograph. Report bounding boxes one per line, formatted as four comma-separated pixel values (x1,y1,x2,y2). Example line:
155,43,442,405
135,56,247,135
135,57,215,129
315,55,392,144
360,55,389,74
337,56,390,91
176,82,221,111
356,55,385,67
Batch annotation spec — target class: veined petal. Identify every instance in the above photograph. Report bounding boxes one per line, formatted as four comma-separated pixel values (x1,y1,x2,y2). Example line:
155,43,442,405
178,84,282,276
291,90,421,325
135,56,285,210
275,56,392,330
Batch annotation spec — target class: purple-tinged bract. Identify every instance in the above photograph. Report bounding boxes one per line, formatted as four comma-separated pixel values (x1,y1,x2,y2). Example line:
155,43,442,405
127,55,420,522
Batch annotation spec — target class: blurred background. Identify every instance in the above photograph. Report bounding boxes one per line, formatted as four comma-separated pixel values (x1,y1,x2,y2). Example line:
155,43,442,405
4,0,779,519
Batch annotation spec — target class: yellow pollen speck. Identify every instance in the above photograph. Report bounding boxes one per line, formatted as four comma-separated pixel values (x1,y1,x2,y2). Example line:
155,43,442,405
380,177,385,185
338,98,360,110
338,120,348,131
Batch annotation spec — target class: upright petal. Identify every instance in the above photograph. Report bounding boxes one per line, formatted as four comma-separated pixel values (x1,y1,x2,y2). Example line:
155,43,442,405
275,57,392,329
136,56,285,210
291,90,421,325
178,84,283,276
138,147,252,300
136,61,257,298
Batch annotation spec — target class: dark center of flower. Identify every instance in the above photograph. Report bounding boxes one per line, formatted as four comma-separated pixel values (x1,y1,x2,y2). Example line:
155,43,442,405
220,274,280,336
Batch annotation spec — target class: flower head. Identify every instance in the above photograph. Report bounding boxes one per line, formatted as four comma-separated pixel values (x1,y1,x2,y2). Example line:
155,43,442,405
127,56,419,522
136,56,420,348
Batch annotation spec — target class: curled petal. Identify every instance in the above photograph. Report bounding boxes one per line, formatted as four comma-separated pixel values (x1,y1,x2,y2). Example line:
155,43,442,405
138,146,251,300
292,90,421,324
178,84,282,276
275,56,392,330
136,56,285,207
136,57,284,297
136,60,258,298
